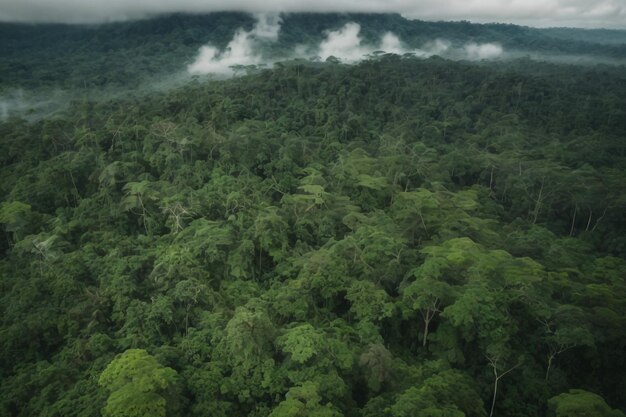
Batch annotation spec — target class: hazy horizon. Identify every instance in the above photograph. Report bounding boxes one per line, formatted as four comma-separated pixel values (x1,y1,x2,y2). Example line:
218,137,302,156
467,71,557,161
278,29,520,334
0,0,625,29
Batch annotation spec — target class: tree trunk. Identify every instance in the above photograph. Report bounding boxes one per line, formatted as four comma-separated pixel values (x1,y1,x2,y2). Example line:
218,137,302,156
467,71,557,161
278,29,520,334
532,179,545,224
569,205,577,236
490,372,499,417
585,209,593,231
545,353,554,381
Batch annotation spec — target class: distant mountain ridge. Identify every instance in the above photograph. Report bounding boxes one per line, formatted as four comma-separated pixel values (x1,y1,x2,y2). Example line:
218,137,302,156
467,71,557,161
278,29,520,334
1,12,625,90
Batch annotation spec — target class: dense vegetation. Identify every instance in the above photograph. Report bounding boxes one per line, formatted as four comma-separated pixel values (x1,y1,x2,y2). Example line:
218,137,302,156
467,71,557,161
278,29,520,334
2,12,626,91
1,13,626,417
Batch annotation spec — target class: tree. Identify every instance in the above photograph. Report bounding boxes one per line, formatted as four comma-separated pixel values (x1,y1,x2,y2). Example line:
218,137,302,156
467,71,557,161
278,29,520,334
485,348,523,417
121,181,160,234
548,389,626,417
401,259,456,347
277,324,325,364
220,305,275,370
98,349,180,417
540,305,594,381
269,382,343,417
0,201,33,242
346,280,394,324
359,343,393,392
389,368,486,417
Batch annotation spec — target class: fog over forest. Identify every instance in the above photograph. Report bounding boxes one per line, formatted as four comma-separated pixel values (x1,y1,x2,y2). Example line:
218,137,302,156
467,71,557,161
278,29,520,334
187,15,507,75
2,0,626,28
1,7,626,417
1,11,625,120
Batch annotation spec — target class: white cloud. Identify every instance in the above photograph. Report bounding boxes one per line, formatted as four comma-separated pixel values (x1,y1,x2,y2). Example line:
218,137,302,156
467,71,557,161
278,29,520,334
189,21,483,75
318,22,370,62
0,0,624,28
315,22,503,64
464,42,504,60
250,13,282,40
380,32,405,54
317,23,410,62
187,13,281,75
415,39,451,57
187,30,261,75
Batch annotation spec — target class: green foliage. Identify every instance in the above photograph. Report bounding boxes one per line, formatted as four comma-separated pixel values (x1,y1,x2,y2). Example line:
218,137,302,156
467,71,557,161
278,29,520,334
0,201,32,232
98,349,179,417
548,390,626,417
278,324,325,364
346,280,394,323
359,343,393,392
1,18,626,417
389,369,486,417
269,382,343,417
221,306,275,369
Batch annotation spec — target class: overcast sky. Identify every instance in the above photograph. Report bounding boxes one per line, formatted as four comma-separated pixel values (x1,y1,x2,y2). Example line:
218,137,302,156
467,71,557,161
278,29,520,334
0,0,625,28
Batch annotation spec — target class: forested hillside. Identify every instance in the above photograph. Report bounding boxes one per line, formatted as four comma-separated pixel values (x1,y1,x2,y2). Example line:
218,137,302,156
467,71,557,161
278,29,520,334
2,12,626,91
1,13,626,417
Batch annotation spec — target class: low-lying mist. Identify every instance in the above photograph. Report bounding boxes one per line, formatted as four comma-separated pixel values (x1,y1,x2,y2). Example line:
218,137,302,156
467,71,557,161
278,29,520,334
313,23,504,62
0,89,72,122
0,73,192,122
2,13,625,122
187,13,281,75
187,15,507,76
